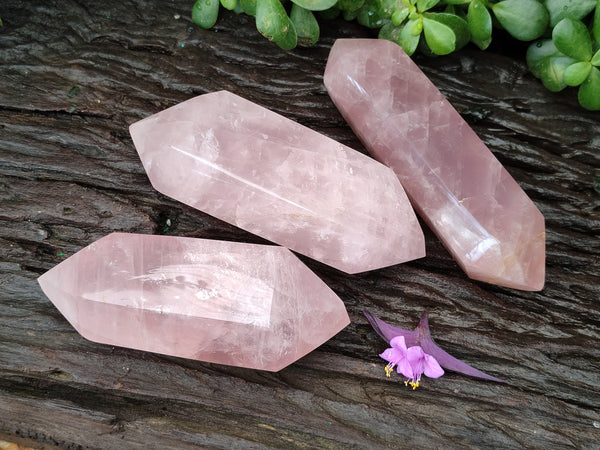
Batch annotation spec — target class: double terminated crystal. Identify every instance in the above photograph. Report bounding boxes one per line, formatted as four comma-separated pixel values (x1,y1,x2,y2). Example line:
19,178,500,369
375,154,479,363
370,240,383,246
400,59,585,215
38,233,350,371
130,91,425,274
325,39,545,291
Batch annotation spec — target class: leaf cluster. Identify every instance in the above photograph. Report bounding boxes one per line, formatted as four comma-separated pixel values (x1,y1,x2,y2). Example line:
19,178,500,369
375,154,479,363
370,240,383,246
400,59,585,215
192,0,324,49
192,0,600,110
526,4,600,110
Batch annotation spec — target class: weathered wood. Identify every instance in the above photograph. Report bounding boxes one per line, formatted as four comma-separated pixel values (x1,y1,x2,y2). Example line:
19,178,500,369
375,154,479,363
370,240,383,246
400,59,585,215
1,1,599,448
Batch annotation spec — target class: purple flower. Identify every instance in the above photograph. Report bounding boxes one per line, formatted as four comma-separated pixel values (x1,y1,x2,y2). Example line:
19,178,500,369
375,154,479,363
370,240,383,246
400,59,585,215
365,310,504,383
380,335,445,389
379,335,415,379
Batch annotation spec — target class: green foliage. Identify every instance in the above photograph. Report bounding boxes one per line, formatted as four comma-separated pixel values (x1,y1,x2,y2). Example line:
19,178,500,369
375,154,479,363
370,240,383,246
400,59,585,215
192,0,220,29
552,17,593,61
191,0,600,110
221,0,238,11
399,20,422,54
422,17,455,54
275,20,298,49
563,61,593,86
338,0,365,11
356,0,389,28
239,0,257,15
491,0,549,41
579,67,600,110
594,4,600,43
467,0,492,49
425,12,470,51
291,3,320,46
256,0,290,41
544,0,597,26
290,0,339,11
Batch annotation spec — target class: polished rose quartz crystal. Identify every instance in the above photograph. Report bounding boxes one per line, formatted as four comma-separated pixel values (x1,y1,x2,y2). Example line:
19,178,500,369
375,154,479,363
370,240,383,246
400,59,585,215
129,90,425,274
324,39,545,291
37,233,350,371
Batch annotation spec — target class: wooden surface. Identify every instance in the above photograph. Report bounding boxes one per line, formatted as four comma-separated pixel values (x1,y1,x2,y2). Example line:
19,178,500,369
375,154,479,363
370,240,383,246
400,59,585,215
1,1,599,448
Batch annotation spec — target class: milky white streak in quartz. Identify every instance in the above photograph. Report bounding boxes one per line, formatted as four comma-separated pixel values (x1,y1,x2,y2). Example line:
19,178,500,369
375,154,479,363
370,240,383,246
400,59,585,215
38,233,350,371
129,91,425,274
324,39,545,290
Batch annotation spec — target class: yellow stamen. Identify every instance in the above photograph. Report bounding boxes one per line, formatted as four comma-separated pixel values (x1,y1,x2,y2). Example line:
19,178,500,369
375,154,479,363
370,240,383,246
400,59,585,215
385,364,394,378
403,379,420,389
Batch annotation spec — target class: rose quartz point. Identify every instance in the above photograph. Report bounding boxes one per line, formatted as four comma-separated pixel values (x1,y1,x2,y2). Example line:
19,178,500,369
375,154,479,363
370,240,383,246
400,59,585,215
129,90,425,274
38,233,350,371
324,39,545,291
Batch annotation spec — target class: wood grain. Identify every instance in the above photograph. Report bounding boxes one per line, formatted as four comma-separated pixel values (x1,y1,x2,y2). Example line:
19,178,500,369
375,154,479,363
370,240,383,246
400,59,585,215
1,1,599,448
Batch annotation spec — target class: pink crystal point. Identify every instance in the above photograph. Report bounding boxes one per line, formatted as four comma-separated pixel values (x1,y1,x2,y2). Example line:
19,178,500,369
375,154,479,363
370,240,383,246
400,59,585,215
324,39,545,291
129,91,425,274
38,233,350,371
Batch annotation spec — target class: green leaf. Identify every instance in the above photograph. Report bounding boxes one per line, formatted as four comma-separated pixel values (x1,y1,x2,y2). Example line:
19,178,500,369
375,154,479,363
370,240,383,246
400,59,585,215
424,12,470,51
592,49,600,66
233,2,244,13
239,0,256,15
411,17,424,34
256,0,289,41
467,0,492,49
526,40,563,78
544,0,597,27
399,19,422,54
442,0,469,4
540,56,577,91
578,66,600,110
290,3,320,46
552,18,593,61
290,0,338,11
594,3,600,44
192,0,220,29
492,0,549,41
422,17,456,55
392,7,410,26
220,0,238,10
563,61,593,86
379,0,405,17
337,0,365,11
379,21,403,41
318,6,341,19
357,0,388,27
417,0,439,11
343,8,359,20
275,19,298,49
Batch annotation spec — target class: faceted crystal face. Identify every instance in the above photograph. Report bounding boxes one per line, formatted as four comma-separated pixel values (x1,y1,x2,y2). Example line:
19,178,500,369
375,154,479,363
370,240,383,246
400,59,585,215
129,90,425,274
38,233,350,371
324,39,545,291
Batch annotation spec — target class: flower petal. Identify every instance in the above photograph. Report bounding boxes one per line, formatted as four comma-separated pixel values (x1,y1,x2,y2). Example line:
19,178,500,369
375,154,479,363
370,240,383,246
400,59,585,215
390,335,408,351
423,354,444,379
379,347,403,364
397,357,414,379
406,346,426,378
406,345,425,367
